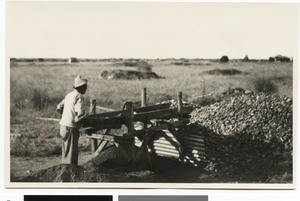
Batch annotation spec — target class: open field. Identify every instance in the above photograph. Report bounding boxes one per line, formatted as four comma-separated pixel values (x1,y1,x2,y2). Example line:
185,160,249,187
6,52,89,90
10,59,293,182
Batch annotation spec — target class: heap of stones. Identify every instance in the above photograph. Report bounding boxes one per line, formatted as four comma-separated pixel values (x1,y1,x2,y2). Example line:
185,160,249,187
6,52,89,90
190,93,292,149
188,93,293,182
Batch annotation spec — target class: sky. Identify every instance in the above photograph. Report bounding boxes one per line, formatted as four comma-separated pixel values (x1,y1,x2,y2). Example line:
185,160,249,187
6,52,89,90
6,2,299,59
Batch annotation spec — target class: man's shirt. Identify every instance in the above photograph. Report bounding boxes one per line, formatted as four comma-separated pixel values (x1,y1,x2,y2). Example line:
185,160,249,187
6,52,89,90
57,90,85,127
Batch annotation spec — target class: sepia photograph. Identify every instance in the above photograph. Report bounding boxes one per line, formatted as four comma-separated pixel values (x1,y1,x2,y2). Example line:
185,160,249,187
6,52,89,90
6,1,298,188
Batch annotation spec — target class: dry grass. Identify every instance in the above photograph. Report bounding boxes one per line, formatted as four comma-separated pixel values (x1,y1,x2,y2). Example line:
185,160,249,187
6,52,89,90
10,60,293,157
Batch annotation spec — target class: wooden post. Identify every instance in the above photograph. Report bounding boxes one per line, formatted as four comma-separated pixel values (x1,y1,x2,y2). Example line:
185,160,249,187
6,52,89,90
90,99,97,153
178,92,183,120
141,88,152,168
141,87,148,129
177,92,184,162
89,99,96,114
123,102,135,132
141,88,147,107
119,102,136,162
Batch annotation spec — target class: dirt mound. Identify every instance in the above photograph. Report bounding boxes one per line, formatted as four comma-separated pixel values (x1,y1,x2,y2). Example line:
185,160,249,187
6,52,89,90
15,146,167,183
17,164,84,182
100,70,161,80
189,93,293,182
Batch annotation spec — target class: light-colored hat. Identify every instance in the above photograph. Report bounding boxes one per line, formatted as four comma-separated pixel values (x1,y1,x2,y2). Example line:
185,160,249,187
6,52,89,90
74,75,88,88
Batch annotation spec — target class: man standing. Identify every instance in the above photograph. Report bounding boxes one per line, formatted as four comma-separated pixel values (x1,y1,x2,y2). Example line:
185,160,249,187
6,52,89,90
57,75,88,165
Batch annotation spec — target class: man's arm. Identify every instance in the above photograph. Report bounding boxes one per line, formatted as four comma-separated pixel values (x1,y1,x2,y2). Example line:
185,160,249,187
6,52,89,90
74,95,87,123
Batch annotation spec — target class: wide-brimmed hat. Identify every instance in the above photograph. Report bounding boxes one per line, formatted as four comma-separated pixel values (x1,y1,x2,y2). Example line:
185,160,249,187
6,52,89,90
74,75,88,88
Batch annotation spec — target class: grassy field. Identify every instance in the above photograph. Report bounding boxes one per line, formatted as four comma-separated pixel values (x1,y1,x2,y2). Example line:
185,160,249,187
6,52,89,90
10,59,293,157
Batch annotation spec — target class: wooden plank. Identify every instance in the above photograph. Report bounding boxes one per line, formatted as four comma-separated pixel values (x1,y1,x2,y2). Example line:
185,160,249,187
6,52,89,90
87,110,122,119
83,117,122,130
96,106,115,112
93,140,109,158
89,103,173,119
36,117,60,122
87,134,115,142
134,103,171,113
133,107,191,122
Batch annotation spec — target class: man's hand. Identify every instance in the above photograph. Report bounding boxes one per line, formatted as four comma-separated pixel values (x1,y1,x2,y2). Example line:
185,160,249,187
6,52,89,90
56,107,63,114
75,112,87,124
57,99,65,114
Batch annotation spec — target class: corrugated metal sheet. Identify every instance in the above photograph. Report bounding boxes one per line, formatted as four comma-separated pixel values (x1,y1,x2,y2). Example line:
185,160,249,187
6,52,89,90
140,126,206,166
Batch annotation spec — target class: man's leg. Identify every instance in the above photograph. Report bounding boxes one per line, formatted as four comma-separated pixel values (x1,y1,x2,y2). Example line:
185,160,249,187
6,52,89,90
70,127,80,165
62,126,79,165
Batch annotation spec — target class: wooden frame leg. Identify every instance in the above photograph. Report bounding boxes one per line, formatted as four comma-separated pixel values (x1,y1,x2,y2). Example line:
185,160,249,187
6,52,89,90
93,140,109,158
91,139,98,153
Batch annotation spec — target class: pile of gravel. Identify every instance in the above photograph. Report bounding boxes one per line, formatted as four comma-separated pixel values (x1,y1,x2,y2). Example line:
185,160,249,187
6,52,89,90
189,93,293,183
190,93,292,150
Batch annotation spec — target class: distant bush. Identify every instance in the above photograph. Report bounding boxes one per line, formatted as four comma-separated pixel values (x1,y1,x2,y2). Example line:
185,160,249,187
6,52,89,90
205,69,242,75
220,56,229,63
243,55,249,62
252,77,278,94
269,55,291,62
274,55,291,62
269,57,275,62
137,60,152,72
69,57,79,63
171,61,191,66
124,59,139,67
